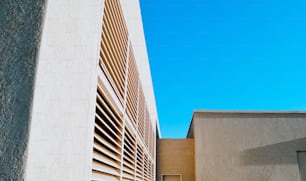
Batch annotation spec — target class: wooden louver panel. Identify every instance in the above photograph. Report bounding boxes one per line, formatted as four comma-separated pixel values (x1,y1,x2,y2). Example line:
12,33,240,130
137,87,145,140
92,78,124,181
143,156,154,181
126,47,139,126
144,106,150,149
122,127,136,180
99,0,129,106
147,160,152,181
143,154,149,181
95,0,157,180
136,144,144,180
150,161,154,181
147,123,152,158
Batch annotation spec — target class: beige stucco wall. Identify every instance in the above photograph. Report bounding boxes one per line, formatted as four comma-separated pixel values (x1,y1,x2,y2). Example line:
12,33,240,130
189,111,306,181
157,139,195,181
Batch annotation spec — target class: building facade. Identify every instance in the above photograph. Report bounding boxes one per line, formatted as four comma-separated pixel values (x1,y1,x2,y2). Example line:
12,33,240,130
3,1,306,181
157,111,306,181
1,0,159,180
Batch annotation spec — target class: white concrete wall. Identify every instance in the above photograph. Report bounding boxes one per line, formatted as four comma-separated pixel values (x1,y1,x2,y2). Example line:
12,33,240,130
191,111,306,181
25,0,104,180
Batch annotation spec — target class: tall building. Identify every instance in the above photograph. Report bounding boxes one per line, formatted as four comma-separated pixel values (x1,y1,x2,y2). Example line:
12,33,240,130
1,0,159,180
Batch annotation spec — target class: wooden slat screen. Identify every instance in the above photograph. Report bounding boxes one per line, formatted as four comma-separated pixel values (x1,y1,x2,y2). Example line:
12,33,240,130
144,106,150,149
122,127,136,180
99,0,129,106
94,0,156,180
126,47,139,126
137,86,145,140
92,77,124,181
143,154,149,181
136,144,144,180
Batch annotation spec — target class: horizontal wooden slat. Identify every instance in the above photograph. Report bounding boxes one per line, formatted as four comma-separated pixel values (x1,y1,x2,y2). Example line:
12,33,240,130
95,122,122,148
93,151,120,170
96,81,123,127
94,133,121,155
93,142,121,162
92,170,120,181
92,160,120,177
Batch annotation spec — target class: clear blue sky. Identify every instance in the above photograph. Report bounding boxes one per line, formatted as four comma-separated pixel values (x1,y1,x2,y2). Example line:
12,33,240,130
140,0,306,138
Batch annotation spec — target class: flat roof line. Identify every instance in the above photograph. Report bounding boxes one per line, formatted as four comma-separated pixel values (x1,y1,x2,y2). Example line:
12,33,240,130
193,110,306,114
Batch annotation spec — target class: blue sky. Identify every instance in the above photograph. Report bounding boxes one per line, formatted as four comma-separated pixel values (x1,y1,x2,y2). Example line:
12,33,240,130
140,0,306,138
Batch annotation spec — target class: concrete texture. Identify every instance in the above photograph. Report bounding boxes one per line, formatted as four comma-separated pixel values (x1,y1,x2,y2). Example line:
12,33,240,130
24,0,104,180
297,151,306,181
0,1,46,180
157,139,195,181
188,111,306,181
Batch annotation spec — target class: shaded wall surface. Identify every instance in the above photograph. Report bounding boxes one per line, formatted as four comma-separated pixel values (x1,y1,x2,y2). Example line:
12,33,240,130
157,139,195,181
188,112,306,181
0,1,46,180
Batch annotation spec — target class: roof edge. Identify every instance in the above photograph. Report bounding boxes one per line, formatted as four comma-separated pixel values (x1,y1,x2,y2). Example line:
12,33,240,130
193,110,306,114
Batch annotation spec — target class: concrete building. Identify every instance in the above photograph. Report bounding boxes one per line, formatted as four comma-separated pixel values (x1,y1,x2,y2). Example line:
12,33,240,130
157,111,306,181
1,0,159,180
2,0,306,181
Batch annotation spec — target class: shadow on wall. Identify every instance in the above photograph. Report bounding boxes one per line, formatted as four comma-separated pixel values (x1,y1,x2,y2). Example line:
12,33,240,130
0,0,47,180
241,137,306,166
